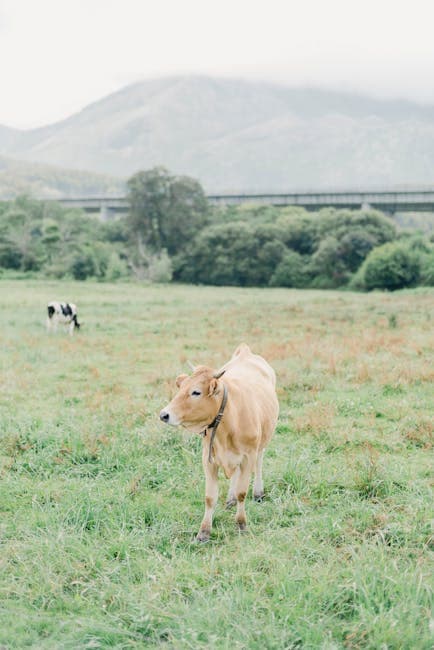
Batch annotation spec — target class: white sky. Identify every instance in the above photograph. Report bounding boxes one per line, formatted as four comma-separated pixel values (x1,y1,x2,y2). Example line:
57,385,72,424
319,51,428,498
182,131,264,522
1,0,434,129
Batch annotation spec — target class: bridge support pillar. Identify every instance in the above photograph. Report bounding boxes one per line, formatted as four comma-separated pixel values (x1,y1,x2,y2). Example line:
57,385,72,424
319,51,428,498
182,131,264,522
99,205,115,221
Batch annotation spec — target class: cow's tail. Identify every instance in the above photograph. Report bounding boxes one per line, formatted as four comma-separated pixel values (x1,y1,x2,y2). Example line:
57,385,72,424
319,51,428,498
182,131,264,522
73,314,81,329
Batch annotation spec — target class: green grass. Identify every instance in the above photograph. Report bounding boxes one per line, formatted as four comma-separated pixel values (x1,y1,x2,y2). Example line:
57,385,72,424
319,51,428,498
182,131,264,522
0,280,433,649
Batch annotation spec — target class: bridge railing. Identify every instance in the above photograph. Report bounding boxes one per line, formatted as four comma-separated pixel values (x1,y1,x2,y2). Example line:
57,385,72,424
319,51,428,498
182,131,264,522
41,189,434,217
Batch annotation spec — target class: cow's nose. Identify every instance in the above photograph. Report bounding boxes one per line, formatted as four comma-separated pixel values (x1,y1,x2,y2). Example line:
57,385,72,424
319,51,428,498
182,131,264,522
160,410,170,423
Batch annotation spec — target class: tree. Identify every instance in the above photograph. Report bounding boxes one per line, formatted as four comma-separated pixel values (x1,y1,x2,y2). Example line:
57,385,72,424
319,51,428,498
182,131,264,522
175,222,256,286
309,236,349,287
126,167,209,256
41,219,60,265
175,221,290,286
276,212,319,255
339,228,378,272
316,208,396,239
0,206,44,271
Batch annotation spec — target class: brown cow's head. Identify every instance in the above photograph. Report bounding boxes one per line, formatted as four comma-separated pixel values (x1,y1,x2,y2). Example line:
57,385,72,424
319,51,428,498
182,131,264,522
159,366,225,434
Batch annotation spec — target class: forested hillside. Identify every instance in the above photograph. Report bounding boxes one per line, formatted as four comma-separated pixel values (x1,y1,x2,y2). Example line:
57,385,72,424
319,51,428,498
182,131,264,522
0,156,124,199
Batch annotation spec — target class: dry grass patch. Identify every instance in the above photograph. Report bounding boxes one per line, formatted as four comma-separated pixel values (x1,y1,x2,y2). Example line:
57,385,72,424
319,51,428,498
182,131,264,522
293,403,336,436
401,417,434,449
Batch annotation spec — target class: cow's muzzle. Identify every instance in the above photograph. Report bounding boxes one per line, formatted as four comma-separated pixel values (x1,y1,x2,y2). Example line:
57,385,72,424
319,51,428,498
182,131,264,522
159,410,170,423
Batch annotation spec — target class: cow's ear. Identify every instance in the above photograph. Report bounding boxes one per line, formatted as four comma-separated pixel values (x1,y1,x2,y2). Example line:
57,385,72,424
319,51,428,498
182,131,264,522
208,378,218,396
176,374,188,388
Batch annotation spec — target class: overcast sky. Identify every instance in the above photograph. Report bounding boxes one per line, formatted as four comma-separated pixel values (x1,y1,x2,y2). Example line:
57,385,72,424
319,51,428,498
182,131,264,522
1,0,434,129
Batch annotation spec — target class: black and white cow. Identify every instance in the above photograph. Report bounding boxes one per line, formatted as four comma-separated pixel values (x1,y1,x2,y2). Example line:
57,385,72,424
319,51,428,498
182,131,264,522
46,302,81,336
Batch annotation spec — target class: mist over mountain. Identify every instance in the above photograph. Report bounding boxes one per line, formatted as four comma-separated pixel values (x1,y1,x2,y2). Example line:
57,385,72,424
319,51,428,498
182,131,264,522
1,76,434,193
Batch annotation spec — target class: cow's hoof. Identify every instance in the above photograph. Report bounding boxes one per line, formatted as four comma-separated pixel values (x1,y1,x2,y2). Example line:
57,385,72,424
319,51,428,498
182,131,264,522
225,497,237,509
196,530,210,543
253,491,265,502
237,522,247,533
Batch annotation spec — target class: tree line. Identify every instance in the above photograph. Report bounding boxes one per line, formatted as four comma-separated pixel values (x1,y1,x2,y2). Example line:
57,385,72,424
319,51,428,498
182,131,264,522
1,167,433,290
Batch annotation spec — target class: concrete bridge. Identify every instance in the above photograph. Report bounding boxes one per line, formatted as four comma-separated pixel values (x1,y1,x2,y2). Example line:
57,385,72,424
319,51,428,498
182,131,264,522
49,189,434,219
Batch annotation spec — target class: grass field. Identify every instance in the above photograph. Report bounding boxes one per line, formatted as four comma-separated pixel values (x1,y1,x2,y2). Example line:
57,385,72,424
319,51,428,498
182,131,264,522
0,280,433,649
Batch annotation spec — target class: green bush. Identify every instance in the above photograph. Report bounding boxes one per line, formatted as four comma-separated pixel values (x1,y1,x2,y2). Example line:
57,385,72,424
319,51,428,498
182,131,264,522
356,242,421,291
0,235,22,269
69,249,97,281
269,251,307,287
420,250,434,286
147,249,173,283
105,251,128,281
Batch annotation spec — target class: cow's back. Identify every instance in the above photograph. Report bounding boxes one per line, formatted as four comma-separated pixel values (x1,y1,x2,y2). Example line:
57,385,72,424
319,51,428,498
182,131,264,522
222,344,278,448
223,343,276,387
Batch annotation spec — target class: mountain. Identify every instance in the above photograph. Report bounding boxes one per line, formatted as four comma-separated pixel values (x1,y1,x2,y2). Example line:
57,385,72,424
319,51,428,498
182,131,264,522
1,76,434,192
0,125,20,151
0,155,124,199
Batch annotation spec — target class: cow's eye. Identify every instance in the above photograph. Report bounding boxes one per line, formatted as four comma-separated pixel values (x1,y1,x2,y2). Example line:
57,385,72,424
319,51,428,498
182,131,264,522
191,390,201,397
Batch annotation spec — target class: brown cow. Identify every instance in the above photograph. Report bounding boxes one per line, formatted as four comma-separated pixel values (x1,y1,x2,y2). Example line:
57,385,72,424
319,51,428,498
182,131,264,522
159,344,279,541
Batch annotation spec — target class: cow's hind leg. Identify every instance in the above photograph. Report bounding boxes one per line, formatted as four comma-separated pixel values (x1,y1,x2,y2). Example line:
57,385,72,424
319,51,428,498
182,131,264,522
253,449,265,501
234,458,252,532
197,452,219,542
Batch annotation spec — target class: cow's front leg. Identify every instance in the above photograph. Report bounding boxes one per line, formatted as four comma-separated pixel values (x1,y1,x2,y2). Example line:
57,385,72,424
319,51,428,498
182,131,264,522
253,449,265,501
234,457,253,532
196,452,219,542
225,466,239,509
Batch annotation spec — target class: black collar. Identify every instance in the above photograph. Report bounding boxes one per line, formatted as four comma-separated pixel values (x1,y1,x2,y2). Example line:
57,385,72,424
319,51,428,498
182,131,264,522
200,383,228,463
